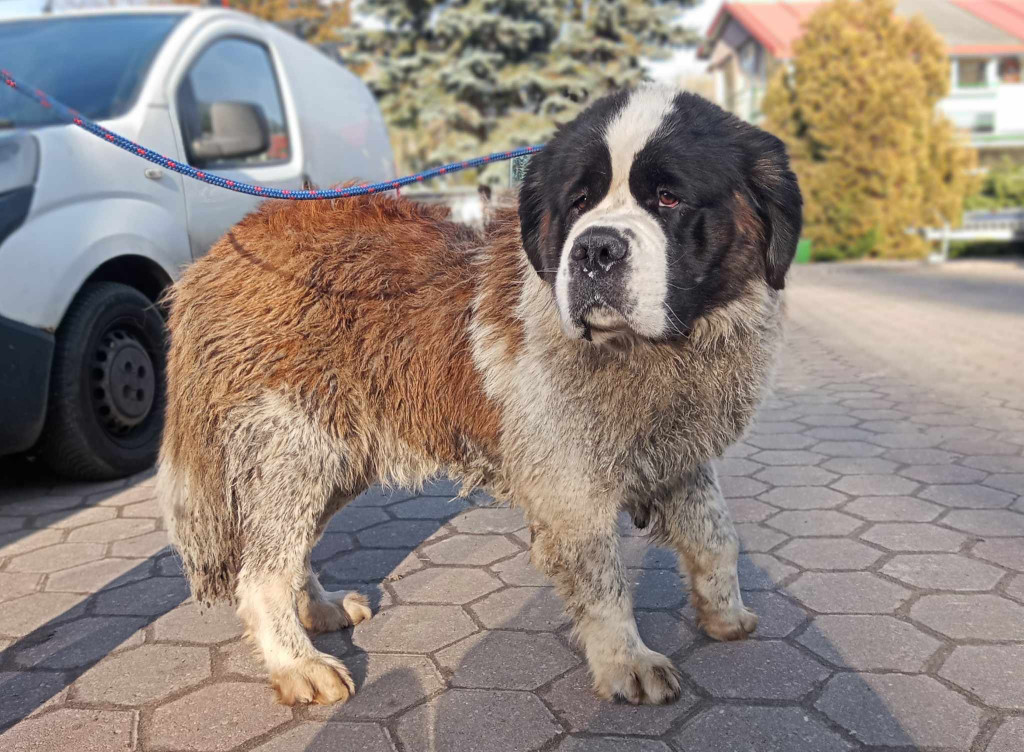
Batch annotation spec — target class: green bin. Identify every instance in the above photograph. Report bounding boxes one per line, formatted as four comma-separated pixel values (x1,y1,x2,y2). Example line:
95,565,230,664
794,238,812,264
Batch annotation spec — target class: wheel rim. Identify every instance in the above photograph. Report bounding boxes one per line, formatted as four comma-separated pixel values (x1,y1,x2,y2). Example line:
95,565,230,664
90,327,156,435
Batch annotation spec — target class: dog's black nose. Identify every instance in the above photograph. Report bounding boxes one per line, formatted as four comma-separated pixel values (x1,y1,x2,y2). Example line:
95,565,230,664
570,228,628,273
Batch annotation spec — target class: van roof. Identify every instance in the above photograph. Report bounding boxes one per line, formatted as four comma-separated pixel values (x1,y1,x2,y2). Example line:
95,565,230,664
0,5,256,26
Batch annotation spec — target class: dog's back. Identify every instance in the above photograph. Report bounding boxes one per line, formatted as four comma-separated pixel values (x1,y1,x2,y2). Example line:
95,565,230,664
158,195,504,604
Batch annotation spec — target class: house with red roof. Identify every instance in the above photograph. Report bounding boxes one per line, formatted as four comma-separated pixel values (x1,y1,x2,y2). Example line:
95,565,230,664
700,0,1024,162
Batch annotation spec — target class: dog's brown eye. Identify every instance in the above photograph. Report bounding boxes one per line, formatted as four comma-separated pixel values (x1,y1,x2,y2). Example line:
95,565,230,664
658,191,680,208
572,194,588,213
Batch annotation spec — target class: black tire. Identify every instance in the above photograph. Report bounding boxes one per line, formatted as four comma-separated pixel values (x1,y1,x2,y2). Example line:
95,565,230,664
37,281,167,481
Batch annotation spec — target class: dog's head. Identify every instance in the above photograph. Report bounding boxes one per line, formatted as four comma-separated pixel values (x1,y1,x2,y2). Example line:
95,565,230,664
518,86,802,347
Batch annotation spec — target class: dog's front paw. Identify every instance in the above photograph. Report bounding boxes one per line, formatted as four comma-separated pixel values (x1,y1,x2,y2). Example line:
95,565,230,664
700,604,758,641
270,653,355,705
298,590,373,633
592,651,682,705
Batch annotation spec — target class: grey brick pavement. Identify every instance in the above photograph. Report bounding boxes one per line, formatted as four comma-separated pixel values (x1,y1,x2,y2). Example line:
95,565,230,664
1,260,1023,751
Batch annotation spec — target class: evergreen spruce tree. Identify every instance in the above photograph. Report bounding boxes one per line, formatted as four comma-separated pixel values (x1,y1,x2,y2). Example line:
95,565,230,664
338,0,695,182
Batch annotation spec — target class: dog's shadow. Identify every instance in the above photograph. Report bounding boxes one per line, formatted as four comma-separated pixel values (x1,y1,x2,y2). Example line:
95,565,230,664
303,484,918,752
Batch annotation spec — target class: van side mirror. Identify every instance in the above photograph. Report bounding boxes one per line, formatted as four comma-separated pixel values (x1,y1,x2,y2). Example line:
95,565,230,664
189,101,270,164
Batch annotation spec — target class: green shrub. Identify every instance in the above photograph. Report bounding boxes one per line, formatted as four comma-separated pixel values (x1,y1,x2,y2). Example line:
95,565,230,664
966,159,1024,211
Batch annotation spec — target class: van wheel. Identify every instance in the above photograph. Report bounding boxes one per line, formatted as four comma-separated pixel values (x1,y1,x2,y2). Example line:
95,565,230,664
38,281,167,481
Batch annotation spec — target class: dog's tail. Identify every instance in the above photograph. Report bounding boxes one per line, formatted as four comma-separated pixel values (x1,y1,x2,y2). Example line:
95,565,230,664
157,456,240,605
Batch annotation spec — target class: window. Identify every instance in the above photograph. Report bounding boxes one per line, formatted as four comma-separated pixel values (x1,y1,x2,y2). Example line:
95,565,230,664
0,14,182,129
176,38,290,168
957,58,989,88
999,56,1022,84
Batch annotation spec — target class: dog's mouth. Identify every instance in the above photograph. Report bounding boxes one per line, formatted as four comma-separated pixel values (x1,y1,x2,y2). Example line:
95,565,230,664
581,305,636,349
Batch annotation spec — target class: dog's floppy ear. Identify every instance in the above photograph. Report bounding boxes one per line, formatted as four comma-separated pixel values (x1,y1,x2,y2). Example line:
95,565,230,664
747,134,803,290
518,147,558,279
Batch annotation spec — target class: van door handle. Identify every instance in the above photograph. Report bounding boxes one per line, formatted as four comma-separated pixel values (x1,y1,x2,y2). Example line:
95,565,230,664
144,168,163,180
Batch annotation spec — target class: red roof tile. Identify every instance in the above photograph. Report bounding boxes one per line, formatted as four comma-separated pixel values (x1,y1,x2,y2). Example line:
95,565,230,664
953,1,1024,44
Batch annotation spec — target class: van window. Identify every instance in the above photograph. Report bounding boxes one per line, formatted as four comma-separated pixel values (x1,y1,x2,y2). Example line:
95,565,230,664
176,38,290,168
0,14,182,129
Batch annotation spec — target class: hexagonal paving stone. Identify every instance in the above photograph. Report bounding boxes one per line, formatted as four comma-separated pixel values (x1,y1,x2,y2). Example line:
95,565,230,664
65,518,155,543
450,507,526,534
558,738,670,752
797,615,940,671
882,553,1004,591
619,537,677,569
8,543,105,574
45,558,150,593
544,666,697,734
861,523,967,552
422,534,519,566
843,496,943,522
0,592,87,637
737,591,807,638
0,709,135,752
352,605,476,652
470,587,569,631
636,610,697,656
0,515,27,534
93,576,189,617
967,456,1024,473
940,645,1024,709
900,465,987,484
630,569,686,608
323,507,390,534
987,718,1024,752
321,549,422,583
491,551,551,586
120,498,162,518
716,457,763,476
87,485,152,507
815,673,982,750
147,682,291,752
920,485,1015,509
944,509,1024,536
153,601,243,643
390,567,501,604
251,722,396,752
985,474,1024,494
683,640,829,700
32,506,116,529
726,498,776,522
720,476,769,498
437,631,578,689
13,616,145,669
355,521,442,549
788,573,909,614
885,448,960,464
755,467,838,487
776,538,883,570
767,511,861,537
0,495,82,516
735,523,787,552
311,532,355,563
389,495,471,519
807,427,875,441
974,538,1024,571
397,689,559,752
911,594,1024,640
218,639,266,679
73,644,209,705
811,441,884,458
822,457,899,475
305,653,443,720
1007,574,1024,602
672,706,852,752
759,487,847,510
0,571,40,601
831,475,918,496
109,531,169,557
747,434,817,450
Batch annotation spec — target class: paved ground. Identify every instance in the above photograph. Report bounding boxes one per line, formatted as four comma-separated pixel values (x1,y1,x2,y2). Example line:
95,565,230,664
2,260,1023,752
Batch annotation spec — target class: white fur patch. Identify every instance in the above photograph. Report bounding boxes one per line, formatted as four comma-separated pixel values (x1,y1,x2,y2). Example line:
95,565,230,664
556,85,679,339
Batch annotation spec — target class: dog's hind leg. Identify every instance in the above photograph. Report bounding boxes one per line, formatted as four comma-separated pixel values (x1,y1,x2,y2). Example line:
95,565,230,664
230,404,366,705
649,462,758,641
527,499,682,705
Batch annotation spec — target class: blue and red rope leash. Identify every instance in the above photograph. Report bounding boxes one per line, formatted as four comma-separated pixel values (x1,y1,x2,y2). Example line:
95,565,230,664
2,69,544,200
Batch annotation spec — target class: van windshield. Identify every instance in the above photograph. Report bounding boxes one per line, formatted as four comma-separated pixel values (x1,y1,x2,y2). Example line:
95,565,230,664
0,14,183,129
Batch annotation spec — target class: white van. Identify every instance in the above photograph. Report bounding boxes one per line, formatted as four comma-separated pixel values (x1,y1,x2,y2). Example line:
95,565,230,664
0,7,395,479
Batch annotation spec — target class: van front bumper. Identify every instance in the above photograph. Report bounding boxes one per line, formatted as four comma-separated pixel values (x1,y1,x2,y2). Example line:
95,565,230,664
0,313,53,455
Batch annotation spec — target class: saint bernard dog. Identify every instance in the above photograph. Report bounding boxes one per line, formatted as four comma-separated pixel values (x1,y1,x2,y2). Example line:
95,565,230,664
158,85,802,707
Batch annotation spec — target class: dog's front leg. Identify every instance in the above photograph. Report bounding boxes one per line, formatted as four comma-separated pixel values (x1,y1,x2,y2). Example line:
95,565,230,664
650,463,758,641
528,505,681,704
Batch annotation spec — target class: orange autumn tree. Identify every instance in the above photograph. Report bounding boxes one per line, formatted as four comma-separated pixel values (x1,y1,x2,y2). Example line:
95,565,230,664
762,0,977,259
